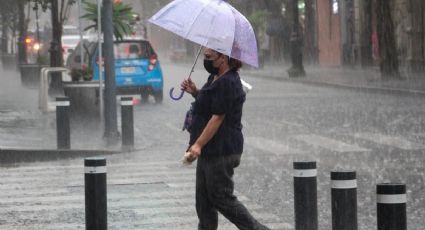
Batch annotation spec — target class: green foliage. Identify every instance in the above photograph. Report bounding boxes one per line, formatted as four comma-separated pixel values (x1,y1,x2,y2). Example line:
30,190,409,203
37,54,49,65
30,0,76,12
71,67,92,81
247,10,271,31
0,0,19,30
82,1,135,40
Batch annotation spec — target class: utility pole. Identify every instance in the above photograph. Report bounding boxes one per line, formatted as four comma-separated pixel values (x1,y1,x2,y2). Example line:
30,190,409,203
102,0,120,145
287,0,305,77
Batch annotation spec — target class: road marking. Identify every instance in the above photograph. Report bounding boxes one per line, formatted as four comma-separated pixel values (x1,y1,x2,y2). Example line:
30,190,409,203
0,159,285,229
0,221,293,230
292,134,369,152
355,132,425,150
245,136,305,155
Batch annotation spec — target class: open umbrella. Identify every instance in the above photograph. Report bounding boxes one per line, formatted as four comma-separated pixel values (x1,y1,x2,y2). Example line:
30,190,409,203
149,0,258,100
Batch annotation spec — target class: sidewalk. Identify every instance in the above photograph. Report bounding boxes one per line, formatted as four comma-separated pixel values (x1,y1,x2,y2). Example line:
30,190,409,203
242,64,425,96
0,61,118,161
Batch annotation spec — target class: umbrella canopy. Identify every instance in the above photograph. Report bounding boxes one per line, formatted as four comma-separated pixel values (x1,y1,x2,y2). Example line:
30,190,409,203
149,0,258,67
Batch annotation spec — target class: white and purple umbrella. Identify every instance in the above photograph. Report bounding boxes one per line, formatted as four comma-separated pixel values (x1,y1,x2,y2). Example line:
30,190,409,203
149,0,258,99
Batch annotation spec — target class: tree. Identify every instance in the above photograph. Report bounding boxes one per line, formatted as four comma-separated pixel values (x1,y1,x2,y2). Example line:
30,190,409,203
32,0,76,92
17,0,28,64
359,0,373,67
304,0,317,64
0,2,11,53
82,1,135,40
376,0,399,78
1,0,20,54
287,0,305,77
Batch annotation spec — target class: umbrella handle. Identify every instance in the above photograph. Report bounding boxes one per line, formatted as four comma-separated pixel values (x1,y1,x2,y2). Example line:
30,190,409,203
169,87,185,100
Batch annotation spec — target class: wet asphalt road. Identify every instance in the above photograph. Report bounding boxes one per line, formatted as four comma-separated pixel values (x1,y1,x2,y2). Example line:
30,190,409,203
0,59,424,229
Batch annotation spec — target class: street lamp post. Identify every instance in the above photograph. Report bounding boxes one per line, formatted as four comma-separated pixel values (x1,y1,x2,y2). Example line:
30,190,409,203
97,0,104,130
287,0,306,77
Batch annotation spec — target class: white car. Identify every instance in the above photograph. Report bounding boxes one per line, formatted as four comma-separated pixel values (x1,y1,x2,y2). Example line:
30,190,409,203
61,35,81,65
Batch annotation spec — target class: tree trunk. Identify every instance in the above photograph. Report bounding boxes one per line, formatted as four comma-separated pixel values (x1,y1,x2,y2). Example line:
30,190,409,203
1,8,8,53
376,0,400,78
287,0,305,77
49,0,63,93
340,0,355,66
304,0,317,64
359,0,373,67
406,0,424,74
17,0,27,64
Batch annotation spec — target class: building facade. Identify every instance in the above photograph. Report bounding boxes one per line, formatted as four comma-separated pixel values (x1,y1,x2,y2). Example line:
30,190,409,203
315,0,425,75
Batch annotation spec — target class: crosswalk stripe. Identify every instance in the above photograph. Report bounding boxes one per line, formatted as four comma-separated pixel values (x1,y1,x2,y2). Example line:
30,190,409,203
0,195,256,213
354,132,425,150
0,164,174,177
0,221,292,230
0,189,196,205
131,210,280,226
1,160,184,173
0,169,195,184
245,136,305,155
150,222,294,230
0,177,195,192
0,159,286,229
292,134,370,152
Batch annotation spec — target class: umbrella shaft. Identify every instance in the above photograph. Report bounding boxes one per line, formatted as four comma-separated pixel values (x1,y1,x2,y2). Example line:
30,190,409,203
188,45,203,80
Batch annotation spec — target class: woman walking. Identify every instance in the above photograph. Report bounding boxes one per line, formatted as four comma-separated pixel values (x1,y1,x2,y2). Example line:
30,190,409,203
181,48,270,230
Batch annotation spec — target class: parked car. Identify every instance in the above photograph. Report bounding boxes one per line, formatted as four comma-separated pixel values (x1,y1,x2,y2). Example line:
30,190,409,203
67,37,164,103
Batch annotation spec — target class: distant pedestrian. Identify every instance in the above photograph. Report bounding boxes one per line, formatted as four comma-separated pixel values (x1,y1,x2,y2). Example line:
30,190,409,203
180,48,270,230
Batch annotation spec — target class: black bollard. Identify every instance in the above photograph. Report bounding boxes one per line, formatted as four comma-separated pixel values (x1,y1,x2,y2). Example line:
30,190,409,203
293,161,318,230
85,157,107,230
377,183,407,230
331,171,357,230
120,97,134,151
56,97,70,149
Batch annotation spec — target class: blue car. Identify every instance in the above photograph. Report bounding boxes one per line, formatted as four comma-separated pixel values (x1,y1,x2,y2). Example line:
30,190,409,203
91,39,164,103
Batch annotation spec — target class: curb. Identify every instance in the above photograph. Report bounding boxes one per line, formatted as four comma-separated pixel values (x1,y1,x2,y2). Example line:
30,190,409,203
244,70,425,97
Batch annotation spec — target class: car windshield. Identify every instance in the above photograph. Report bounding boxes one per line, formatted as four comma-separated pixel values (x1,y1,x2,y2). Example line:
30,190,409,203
114,41,153,59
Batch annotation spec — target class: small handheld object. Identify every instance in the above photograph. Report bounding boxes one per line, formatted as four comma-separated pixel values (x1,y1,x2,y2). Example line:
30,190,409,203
181,151,193,165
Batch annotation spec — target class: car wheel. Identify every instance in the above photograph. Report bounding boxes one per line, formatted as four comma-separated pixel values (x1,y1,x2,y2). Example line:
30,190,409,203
153,90,163,104
141,91,149,103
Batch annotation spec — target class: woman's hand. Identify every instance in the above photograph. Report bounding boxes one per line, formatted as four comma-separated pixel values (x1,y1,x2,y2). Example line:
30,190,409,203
186,143,201,162
180,78,198,97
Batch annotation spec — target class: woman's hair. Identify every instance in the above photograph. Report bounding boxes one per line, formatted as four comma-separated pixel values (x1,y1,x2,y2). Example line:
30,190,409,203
213,49,243,72
228,57,242,72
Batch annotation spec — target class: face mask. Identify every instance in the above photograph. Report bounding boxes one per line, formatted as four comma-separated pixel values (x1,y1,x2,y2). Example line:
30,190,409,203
203,59,219,75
